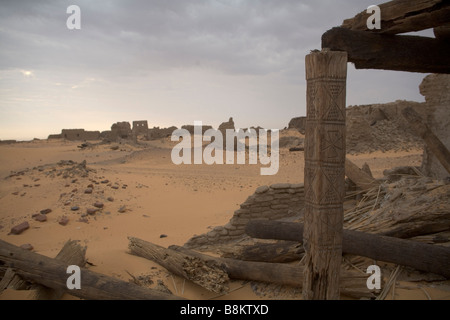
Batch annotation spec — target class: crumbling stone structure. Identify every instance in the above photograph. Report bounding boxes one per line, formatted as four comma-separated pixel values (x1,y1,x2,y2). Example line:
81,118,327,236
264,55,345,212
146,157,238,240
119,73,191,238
288,116,306,133
48,129,100,141
181,124,213,135
419,74,450,179
184,183,304,250
132,120,149,136
147,126,177,140
110,122,132,140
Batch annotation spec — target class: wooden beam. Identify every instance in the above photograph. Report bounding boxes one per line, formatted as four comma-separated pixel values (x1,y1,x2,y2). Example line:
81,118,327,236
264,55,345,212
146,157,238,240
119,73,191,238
128,237,230,294
304,49,347,300
168,245,375,299
345,158,380,192
245,220,450,279
0,239,182,300
342,0,450,34
401,106,450,175
322,27,450,74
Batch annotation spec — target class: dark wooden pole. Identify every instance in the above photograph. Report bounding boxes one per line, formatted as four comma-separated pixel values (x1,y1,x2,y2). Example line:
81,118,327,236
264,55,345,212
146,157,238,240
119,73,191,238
245,220,450,279
322,27,450,74
304,49,347,300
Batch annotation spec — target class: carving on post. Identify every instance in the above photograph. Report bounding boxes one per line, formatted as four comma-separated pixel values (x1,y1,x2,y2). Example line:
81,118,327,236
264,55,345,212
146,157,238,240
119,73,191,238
303,50,347,300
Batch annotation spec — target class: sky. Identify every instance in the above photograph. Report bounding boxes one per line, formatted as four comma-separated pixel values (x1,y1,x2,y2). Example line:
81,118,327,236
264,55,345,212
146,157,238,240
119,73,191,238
0,0,433,141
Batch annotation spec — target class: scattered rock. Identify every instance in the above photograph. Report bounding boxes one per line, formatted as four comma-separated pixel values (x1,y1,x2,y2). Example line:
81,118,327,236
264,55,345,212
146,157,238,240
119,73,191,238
20,243,34,251
71,206,80,211
12,191,19,195
118,206,127,213
72,188,78,193
84,188,93,194
87,184,94,189
64,201,71,206
40,208,52,215
87,208,98,215
101,180,109,184
93,202,104,209
59,216,69,226
107,196,114,202
34,214,47,222
10,221,30,235
159,234,168,238
111,185,119,190
78,217,89,223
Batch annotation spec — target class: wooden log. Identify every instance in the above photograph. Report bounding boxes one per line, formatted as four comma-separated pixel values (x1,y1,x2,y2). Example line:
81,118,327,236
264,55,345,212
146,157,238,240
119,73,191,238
128,237,229,294
0,239,180,300
342,0,450,35
345,158,380,192
304,49,347,299
401,106,450,175
322,27,450,74
221,241,304,263
246,220,450,278
168,245,375,299
32,240,87,300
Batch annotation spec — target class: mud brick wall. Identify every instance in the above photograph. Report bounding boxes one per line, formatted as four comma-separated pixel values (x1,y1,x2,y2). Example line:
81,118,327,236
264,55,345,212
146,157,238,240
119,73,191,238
184,183,304,249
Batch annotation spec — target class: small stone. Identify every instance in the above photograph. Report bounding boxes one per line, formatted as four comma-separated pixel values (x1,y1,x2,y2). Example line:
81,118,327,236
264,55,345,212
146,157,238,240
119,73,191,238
107,196,114,202
34,184,41,187
111,185,119,190
159,234,168,238
40,208,52,215
10,221,30,235
12,191,19,195
78,217,89,223
87,184,94,188
255,185,269,194
93,202,104,209
34,214,47,222
59,216,69,226
101,180,109,184
64,201,72,206
87,208,98,215
118,206,127,213
84,188,93,194
72,179,78,183
270,183,291,190
20,243,34,251
71,188,78,193
71,206,80,211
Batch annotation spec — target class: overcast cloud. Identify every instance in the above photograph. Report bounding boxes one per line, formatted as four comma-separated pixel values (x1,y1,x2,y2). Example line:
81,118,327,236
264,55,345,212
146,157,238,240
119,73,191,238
0,1,431,140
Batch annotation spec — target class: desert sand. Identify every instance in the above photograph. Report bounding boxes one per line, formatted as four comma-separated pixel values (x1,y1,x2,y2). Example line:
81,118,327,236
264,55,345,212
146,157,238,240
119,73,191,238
0,134,449,300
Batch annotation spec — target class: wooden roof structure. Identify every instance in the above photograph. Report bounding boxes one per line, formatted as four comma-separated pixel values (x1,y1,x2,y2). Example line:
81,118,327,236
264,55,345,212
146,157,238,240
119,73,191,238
322,0,450,74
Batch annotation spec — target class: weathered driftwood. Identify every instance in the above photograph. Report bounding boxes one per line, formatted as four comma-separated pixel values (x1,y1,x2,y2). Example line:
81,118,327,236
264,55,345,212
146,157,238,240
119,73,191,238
169,245,375,299
32,240,87,300
246,220,450,279
322,27,450,74
221,241,304,263
341,0,450,35
304,49,347,299
0,239,180,300
128,237,229,294
401,106,450,175
345,158,380,192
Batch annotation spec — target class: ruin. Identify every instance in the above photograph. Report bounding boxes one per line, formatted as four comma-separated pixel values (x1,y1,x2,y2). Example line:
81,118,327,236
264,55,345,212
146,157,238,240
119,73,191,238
132,120,149,136
288,116,306,133
419,74,450,179
147,126,177,140
48,129,100,141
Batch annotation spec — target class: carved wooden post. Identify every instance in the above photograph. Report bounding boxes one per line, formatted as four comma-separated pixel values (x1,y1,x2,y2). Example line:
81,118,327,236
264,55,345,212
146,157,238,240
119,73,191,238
303,49,347,300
